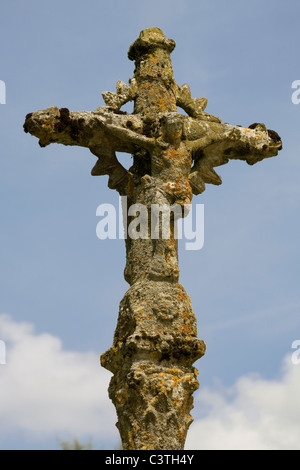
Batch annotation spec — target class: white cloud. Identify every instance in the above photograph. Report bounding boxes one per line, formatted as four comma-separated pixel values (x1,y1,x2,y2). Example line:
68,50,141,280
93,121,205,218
1,314,300,450
0,314,118,447
186,356,300,450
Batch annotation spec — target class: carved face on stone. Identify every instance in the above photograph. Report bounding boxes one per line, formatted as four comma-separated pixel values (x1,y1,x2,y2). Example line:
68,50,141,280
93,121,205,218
160,113,183,147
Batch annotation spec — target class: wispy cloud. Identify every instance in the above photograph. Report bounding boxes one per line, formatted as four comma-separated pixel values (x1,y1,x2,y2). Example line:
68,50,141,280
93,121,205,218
1,314,300,450
203,300,300,336
186,355,300,450
0,314,118,448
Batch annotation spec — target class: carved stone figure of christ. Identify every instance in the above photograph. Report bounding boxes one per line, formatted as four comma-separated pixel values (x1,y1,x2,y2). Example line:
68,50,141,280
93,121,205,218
24,27,282,450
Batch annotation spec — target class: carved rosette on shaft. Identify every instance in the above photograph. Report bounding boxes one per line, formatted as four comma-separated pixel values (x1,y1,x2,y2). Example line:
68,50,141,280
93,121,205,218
23,27,282,450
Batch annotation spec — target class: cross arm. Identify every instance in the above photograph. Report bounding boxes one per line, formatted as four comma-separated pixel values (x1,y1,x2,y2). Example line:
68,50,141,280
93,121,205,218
183,119,282,194
23,105,169,194
23,105,152,153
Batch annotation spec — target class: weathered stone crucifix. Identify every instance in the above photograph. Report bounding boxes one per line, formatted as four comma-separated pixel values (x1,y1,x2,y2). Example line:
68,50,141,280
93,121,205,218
24,27,282,450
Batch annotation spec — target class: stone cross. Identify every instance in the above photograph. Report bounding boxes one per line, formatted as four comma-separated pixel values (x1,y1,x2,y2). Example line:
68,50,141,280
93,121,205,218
23,27,282,450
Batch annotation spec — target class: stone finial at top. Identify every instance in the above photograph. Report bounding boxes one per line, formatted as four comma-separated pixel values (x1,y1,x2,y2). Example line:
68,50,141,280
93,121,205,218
128,27,176,61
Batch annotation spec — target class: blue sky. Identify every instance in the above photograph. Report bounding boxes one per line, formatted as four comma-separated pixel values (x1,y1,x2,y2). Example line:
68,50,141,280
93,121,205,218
0,0,300,450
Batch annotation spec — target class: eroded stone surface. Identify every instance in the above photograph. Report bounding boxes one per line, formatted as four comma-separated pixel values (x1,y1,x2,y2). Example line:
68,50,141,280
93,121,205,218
24,27,282,450
101,280,205,450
